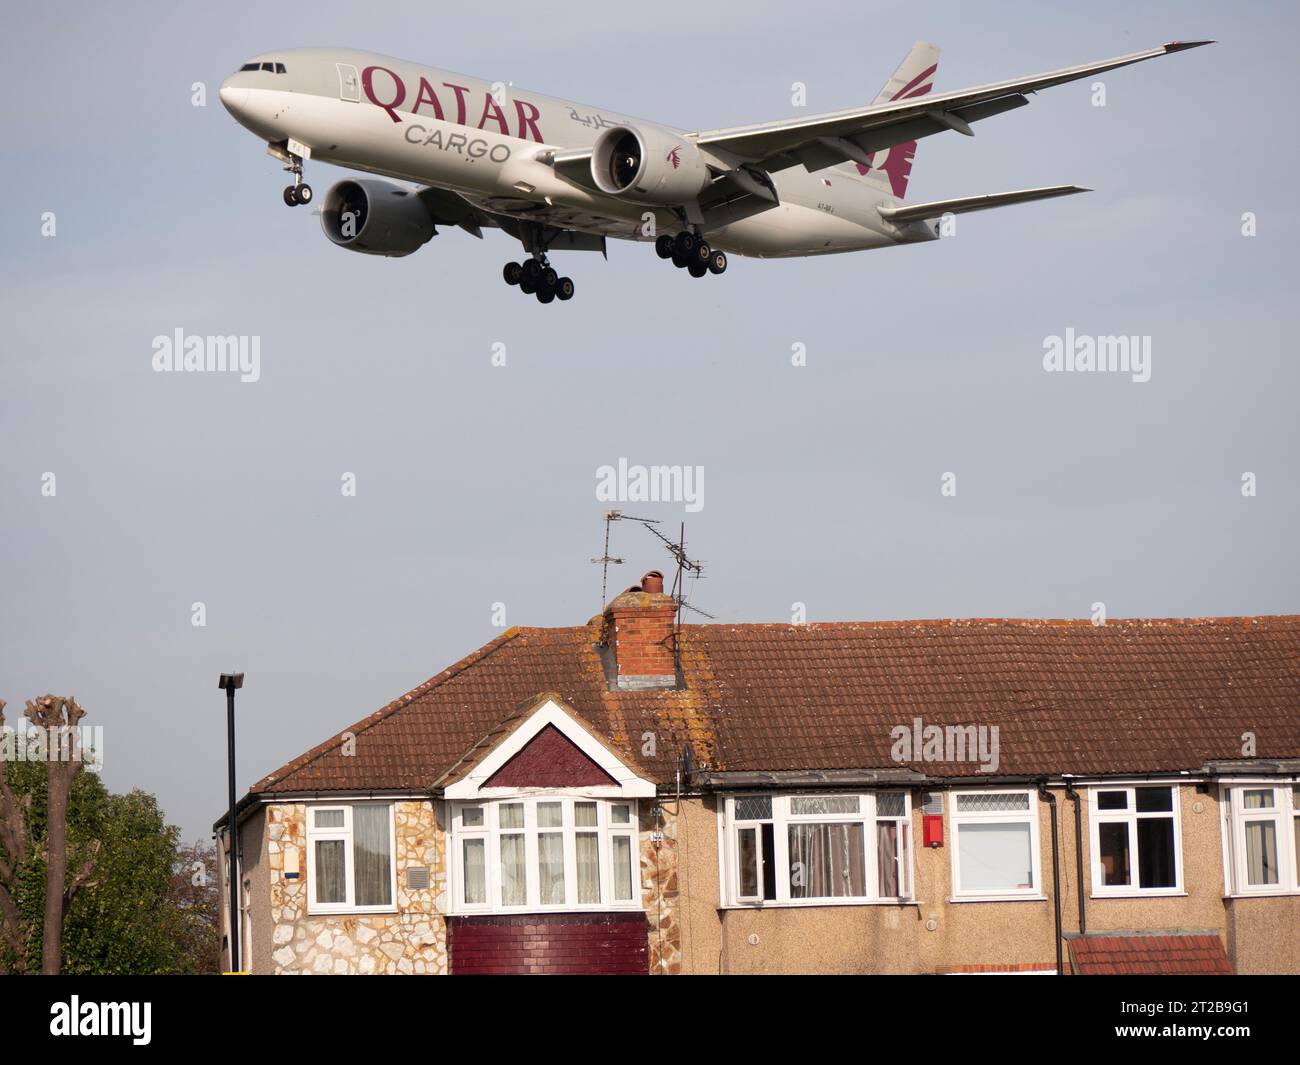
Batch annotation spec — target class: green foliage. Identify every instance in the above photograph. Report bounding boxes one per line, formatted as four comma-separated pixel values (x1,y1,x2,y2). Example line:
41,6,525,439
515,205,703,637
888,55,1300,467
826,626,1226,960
1,756,220,974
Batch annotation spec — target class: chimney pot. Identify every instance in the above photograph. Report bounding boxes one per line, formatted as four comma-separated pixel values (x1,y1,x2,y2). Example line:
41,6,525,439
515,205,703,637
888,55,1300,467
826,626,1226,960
641,570,665,594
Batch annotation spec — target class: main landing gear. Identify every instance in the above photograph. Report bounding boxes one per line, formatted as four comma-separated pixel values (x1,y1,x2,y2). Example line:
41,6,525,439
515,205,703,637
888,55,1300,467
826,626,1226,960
281,151,312,207
656,231,727,278
503,256,574,304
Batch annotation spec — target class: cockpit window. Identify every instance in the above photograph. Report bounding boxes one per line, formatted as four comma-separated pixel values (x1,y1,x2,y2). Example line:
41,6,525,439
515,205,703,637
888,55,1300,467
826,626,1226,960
275,62,286,74
238,61,287,74
261,62,274,72
240,63,259,71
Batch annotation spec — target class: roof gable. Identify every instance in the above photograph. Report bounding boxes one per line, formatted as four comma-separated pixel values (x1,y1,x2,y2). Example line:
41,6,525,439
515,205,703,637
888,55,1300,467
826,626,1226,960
443,696,655,800
484,724,619,788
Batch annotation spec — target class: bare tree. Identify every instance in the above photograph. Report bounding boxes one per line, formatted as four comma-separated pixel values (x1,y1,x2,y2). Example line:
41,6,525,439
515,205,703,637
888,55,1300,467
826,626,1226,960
23,696,99,974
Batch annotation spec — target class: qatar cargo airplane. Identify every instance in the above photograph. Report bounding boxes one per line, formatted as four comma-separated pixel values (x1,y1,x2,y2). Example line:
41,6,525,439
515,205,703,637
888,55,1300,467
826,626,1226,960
220,39,1209,304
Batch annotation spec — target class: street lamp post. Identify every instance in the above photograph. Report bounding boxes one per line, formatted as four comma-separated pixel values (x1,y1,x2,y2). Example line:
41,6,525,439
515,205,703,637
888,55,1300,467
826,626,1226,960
219,672,244,972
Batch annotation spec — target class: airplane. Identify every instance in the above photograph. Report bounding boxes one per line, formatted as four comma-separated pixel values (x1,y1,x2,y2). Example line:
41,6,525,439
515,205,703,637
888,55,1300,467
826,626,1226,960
219,39,1210,304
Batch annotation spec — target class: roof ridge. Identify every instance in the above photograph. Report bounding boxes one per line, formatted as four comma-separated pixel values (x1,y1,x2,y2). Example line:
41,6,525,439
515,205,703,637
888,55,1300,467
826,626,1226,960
251,627,525,792
679,615,1300,629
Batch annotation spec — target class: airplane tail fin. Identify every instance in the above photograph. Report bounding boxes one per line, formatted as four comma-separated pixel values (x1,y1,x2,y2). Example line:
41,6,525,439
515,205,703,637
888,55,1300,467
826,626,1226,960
849,41,941,199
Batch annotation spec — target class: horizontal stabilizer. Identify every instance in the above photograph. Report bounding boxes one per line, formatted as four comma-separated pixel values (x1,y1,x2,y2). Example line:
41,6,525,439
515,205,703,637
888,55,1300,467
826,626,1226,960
876,184,1089,224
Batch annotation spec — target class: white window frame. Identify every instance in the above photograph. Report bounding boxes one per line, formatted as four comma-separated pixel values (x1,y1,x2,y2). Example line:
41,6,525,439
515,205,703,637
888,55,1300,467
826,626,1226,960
448,797,641,915
949,788,1044,901
1087,783,1185,897
1221,781,1300,897
305,802,398,915
720,792,915,908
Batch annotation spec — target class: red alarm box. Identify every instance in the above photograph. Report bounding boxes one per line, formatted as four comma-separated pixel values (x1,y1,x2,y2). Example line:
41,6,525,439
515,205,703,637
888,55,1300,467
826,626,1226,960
923,813,944,848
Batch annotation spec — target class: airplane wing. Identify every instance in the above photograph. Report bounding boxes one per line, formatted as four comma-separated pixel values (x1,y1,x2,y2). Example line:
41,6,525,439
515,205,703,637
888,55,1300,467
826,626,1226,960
876,184,1089,224
697,40,1210,174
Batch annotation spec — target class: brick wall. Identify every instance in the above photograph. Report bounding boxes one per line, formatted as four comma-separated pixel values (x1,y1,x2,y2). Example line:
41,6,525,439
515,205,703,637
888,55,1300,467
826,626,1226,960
448,913,649,975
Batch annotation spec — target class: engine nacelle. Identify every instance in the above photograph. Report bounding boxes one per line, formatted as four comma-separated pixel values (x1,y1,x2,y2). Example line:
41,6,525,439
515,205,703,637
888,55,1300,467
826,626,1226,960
320,179,435,256
591,124,711,205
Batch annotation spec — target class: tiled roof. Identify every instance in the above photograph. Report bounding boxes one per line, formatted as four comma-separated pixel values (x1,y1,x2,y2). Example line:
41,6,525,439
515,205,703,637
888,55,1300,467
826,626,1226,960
1067,932,1233,975
250,616,1300,795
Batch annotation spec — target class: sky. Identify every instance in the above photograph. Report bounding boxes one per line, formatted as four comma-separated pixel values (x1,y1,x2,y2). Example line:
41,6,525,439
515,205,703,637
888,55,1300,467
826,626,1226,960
2,1,1296,844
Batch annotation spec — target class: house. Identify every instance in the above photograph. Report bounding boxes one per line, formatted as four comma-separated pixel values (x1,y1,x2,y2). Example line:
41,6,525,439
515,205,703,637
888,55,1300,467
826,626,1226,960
216,571,1300,974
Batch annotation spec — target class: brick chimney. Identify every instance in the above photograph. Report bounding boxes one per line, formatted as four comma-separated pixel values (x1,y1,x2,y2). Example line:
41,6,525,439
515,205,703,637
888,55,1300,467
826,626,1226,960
603,570,678,690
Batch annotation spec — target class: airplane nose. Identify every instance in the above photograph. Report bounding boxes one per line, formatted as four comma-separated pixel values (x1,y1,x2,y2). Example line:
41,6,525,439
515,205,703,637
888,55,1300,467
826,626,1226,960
219,78,249,116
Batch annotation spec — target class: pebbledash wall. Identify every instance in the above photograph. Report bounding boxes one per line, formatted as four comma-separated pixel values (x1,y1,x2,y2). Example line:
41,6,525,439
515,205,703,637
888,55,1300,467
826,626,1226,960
239,799,683,975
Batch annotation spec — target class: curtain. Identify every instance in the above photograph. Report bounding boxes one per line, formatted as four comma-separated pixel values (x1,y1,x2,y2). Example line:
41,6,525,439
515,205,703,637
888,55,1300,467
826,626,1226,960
576,832,600,904
500,834,526,905
462,838,486,905
612,835,634,901
353,805,392,906
315,839,346,904
788,823,865,898
538,832,565,904
1245,820,1278,885
877,822,899,897
737,827,758,897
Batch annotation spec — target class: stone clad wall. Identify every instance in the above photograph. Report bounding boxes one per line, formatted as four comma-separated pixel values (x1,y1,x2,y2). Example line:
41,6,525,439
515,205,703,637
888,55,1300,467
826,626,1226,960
267,800,448,974
642,801,681,974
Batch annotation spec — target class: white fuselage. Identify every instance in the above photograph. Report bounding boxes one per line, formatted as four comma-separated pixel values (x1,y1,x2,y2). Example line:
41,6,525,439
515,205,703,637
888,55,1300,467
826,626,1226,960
220,48,929,258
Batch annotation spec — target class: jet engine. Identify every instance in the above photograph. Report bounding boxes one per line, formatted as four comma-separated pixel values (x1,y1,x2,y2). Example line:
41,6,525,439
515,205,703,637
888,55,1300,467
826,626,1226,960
591,124,711,205
320,179,436,256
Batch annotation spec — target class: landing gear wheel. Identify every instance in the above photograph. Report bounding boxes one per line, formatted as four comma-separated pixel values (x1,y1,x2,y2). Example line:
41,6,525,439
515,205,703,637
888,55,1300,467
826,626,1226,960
283,185,299,206
296,183,313,205
503,262,522,285
536,285,556,304
520,278,537,295
521,259,542,285
541,266,558,288
688,261,708,278
692,240,712,266
655,234,675,259
556,277,575,301
671,249,691,268
674,231,698,257
708,250,728,275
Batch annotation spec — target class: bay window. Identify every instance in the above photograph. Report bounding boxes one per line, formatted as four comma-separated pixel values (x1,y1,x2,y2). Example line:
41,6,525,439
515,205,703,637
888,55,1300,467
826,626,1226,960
724,792,912,906
1089,785,1182,895
305,803,396,913
1223,783,1300,895
950,790,1040,898
451,797,639,913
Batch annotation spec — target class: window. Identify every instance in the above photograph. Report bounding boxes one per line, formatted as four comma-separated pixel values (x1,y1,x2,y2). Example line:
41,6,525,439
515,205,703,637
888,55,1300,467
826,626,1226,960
951,790,1040,898
724,793,912,906
1088,785,1182,895
239,63,260,71
450,798,639,913
1223,784,1300,895
305,803,396,913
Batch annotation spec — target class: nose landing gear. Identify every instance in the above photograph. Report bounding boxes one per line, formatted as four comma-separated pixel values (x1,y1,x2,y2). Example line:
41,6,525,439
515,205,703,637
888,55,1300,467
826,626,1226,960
280,149,312,207
503,255,574,304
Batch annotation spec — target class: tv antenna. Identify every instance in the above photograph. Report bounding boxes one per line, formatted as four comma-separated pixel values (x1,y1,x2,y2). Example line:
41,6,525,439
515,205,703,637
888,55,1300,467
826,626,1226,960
591,512,713,621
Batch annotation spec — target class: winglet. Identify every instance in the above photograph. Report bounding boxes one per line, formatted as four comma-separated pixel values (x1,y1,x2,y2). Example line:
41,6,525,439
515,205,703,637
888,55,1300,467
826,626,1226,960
1163,40,1215,52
